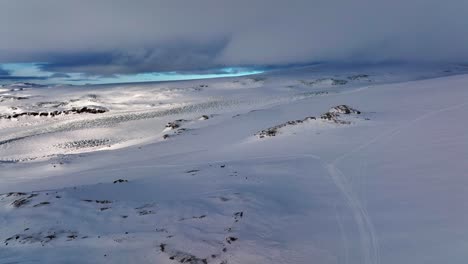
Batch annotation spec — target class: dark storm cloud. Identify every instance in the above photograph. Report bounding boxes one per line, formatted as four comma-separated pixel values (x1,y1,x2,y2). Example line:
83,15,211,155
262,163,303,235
1,0,467,75
50,73,71,78
0,67,10,76
38,38,229,75
0,76,47,80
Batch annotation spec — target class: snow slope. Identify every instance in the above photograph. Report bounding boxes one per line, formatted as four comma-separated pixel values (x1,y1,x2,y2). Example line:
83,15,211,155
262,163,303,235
1,63,468,264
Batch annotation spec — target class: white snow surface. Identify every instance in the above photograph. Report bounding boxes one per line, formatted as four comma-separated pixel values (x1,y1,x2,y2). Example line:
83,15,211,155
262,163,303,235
1,63,468,264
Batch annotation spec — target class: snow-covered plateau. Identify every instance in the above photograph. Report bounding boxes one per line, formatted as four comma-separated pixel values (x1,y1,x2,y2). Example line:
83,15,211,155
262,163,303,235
1,64,468,264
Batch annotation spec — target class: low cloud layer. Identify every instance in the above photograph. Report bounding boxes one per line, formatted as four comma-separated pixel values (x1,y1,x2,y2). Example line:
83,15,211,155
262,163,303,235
1,0,468,75
0,68,10,78
0,67,10,76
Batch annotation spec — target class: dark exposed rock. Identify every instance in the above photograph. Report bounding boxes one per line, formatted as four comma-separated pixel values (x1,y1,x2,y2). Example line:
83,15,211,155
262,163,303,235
4,230,77,245
160,243,166,252
95,200,112,204
331,79,348,85
73,106,107,114
348,74,370,80
165,119,187,130
320,105,361,124
11,193,38,208
45,234,56,240
56,139,112,149
163,119,193,139
328,105,361,115
164,249,208,264
113,179,128,184
219,197,230,202
320,112,348,124
256,105,363,138
179,215,206,221
138,209,154,215
11,198,30,208
300,78,348,86
256,117,316,138
226,236,238,244
234,211,243,220
0,105,108,120
5,192,27,197
166,122,180,129
33,202,51,207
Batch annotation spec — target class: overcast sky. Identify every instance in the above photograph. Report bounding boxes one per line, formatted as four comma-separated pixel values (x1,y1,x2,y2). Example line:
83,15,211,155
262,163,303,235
1,0,468,78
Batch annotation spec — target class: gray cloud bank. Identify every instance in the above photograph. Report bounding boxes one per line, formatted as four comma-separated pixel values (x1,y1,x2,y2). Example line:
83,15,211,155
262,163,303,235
1,0,467,75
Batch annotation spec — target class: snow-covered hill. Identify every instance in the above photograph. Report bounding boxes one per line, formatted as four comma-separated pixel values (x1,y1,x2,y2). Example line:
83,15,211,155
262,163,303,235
1,64,468,264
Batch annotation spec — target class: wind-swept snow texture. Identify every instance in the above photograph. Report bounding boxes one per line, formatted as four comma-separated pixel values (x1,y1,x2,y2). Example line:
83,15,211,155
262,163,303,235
1,64,468,264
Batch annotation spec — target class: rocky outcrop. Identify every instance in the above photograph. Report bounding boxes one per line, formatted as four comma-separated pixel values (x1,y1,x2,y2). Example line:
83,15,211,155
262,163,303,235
300,78,348,86
320,105,361,124
165,119,188,130
56,138,112,149
256,117,316,138
256,105,363,138
347,74,370,80
0,105,108,120
327,105,361,115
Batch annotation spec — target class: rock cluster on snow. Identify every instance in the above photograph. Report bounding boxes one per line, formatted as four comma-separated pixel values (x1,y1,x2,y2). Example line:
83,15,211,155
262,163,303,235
199,115,210,120
256,117,317,138
163,115,211,139
56,138,112,150
320,105,361,124
256,105,363,138
300,78,348,86
165,119,188,130
347,74,370,80
0,105,108,120
163,119,189,139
